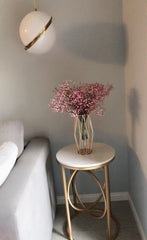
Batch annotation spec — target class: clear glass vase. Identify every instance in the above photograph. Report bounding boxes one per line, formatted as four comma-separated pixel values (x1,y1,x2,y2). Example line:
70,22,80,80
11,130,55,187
74,115,93,155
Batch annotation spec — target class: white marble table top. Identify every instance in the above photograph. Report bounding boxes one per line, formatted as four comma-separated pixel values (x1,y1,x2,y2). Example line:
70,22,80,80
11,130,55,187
56,142,115,169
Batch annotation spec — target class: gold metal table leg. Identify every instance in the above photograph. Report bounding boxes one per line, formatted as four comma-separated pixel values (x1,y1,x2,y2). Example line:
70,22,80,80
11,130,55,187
104,165,112,240
61,166,74,240
70,170,77,210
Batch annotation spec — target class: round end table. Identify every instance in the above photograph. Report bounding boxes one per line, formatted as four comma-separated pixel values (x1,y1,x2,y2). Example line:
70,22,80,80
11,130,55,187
56,142,119,240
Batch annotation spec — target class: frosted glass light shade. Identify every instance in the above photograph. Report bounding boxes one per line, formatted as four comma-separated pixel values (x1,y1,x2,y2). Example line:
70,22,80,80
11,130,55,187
19,11,55,54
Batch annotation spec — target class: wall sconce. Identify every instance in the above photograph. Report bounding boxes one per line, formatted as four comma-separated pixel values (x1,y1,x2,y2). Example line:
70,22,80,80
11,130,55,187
19,0,55,54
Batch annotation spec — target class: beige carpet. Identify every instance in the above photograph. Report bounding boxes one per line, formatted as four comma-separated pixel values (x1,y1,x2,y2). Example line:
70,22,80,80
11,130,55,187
52,201,142,240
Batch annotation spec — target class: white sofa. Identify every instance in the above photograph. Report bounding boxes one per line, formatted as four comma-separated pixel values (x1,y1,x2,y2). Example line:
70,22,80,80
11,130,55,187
0,120,56,240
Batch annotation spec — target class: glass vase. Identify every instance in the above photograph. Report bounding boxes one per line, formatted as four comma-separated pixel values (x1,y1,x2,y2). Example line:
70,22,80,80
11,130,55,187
74,115,93,155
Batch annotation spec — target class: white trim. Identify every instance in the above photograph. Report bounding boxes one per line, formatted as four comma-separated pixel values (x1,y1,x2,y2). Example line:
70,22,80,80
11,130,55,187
128,194,146,240
57,191,129,205
110,192,129,201
57,195,65,205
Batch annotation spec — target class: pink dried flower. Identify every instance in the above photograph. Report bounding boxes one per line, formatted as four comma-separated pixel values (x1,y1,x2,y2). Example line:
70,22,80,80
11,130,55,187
49,80,113,117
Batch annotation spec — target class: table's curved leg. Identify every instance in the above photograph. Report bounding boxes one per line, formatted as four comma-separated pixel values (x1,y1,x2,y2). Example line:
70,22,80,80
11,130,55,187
67,170,107,218
70,170,78,211
61,166,74,240
104,164,112,240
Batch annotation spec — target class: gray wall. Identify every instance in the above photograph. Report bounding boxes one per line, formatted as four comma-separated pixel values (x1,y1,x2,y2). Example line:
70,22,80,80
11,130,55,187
123,0,147,238
0,0,127,196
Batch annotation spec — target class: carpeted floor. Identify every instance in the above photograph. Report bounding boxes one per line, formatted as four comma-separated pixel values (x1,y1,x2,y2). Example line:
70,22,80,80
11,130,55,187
52,201,142,240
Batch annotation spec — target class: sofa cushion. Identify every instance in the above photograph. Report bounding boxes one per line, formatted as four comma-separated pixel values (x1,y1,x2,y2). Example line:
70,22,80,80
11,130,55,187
0,142,18,186
0,120,24,157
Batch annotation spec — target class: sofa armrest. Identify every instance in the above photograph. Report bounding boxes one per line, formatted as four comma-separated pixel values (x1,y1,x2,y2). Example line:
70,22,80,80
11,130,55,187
0,137,56,240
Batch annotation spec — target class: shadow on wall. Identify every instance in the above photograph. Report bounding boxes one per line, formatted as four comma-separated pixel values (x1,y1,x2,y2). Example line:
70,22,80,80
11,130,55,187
128,88,140,148
128,89,147,237
59,22,126,65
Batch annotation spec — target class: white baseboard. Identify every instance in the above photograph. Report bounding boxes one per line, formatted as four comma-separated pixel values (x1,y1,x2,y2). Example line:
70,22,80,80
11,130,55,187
128,194,146,240
57,192,146,240
57,191,129,205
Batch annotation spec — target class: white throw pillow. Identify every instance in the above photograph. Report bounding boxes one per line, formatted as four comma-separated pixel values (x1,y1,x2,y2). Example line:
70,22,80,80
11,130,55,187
0,142,18,186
